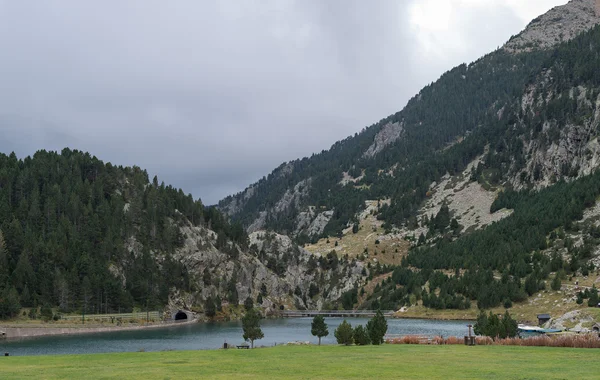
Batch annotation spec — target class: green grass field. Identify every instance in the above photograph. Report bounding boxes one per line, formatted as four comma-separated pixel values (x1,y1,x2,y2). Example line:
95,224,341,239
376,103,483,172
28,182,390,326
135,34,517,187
1,344,598,379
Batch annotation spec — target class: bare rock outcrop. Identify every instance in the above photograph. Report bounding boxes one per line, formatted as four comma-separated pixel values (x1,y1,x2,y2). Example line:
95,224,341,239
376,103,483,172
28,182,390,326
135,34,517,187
505,0,600,54
155,221,366,313
363,122,403,159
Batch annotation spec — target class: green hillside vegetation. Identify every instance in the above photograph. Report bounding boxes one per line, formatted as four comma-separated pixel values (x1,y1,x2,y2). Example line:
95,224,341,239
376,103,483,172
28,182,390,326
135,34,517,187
0,149,247,319
361,169,600,311
219,22,600,314
220,45,550,239
222,23,600,243
2,345,599,379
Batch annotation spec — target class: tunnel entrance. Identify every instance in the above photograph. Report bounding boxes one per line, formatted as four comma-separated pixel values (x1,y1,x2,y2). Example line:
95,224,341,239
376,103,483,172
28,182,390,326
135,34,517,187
174,311,188,321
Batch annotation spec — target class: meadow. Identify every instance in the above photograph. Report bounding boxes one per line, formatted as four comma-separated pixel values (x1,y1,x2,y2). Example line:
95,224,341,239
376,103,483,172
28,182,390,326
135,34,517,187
1,344,598,379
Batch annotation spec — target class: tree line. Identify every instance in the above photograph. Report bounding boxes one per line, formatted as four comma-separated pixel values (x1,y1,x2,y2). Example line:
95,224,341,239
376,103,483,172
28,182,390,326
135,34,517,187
0,149,247,319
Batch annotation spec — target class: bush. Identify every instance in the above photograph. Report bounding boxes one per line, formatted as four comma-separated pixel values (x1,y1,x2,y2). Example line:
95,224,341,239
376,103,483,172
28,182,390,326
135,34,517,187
28,308,37,319
551,274,561,291
353,325,370,345
40,304,53,322
334,320,354,345
474,310,518,339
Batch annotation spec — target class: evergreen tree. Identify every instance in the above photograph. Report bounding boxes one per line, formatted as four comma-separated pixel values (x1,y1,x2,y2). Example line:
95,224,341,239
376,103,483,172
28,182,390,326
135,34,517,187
204,296,216,317
502,310,518,338
366,310,388,345
0,287,21,319
244,296,254,311
242,308,264,348
334,319,353,345
474,311,518,339
311,315,329,345
353,325,370,346
0,230,7,286
551,274,562,291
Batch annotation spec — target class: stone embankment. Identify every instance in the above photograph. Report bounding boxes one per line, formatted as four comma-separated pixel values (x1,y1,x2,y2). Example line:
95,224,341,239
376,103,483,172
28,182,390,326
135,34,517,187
1,319,196,339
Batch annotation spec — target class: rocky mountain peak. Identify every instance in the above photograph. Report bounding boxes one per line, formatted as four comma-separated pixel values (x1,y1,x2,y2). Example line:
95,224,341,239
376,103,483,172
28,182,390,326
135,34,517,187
504,0,600,54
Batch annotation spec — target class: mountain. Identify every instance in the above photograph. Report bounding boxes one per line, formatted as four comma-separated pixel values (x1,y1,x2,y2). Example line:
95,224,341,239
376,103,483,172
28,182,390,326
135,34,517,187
4,1,600,320
0,149,365,319
218,0,600,313
219,0,600,241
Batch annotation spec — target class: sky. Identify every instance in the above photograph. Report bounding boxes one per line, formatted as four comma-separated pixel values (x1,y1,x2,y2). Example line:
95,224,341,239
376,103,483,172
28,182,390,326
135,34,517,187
0,0,567,204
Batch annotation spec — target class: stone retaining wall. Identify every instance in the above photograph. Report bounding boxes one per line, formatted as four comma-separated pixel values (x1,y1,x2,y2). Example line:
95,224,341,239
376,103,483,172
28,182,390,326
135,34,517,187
1,319,196,339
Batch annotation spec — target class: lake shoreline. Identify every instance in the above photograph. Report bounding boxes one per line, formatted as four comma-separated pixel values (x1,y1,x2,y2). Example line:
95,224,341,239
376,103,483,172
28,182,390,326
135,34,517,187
1,317,470,356
1,314,474,341
1,318,198,340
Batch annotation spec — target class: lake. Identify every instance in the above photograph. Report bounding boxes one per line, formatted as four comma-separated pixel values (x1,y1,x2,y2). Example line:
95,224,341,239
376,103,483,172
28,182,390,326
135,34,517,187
1,317,469,356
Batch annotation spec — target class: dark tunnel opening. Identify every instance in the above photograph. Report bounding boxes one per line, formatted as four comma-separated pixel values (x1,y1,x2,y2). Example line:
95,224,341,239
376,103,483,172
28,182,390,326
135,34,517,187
174,311,188,321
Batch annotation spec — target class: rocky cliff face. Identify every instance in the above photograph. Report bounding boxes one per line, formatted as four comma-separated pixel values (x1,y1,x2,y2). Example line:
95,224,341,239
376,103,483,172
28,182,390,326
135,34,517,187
505,0,599,53
363,122,403,159
509,80,600,190
163,220,365,314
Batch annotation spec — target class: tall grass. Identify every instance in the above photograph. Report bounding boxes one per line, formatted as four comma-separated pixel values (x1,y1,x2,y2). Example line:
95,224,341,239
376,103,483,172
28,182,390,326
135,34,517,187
494,334,600,348
386,334,600,348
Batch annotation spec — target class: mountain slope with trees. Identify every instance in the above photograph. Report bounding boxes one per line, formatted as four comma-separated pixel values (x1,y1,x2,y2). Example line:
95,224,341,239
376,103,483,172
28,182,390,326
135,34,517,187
218,0,600,315
0,149,365,319
220,0,600,243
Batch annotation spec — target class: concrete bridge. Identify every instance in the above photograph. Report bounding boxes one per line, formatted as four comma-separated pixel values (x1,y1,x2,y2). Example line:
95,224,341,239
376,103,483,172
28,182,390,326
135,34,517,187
281,310,394,318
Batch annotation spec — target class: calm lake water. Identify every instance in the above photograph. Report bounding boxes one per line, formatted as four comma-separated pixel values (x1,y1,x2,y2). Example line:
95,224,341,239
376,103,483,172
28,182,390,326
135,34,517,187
1,317,469,356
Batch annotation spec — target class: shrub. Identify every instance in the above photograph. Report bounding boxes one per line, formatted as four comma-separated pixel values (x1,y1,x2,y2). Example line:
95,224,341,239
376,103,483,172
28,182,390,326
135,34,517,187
40,304,53,322
551,274,561,291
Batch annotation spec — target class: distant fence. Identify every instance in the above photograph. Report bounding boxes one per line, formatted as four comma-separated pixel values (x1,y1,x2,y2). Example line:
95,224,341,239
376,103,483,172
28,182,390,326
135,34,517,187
60,311,161,321
281,310,394,318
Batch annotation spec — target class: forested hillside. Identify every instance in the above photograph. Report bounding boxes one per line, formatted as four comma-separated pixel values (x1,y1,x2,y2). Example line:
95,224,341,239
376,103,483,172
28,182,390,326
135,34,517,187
0,149,364,319
219,0,600,244
218,0,600,314
0,149,234,317
219,48,549,240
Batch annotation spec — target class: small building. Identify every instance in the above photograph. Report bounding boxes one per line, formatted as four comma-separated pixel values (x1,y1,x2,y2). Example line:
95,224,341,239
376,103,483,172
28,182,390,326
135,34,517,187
537,314,551,326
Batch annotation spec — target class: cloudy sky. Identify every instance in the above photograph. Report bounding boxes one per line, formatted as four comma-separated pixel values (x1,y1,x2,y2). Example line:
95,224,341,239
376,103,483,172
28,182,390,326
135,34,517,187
0,0,566,204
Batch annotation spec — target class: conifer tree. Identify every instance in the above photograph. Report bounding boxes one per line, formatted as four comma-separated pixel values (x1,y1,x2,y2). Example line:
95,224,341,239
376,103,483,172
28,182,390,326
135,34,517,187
311,315,329,345
334,319,353,345
366,310,388,345
242,308,264,348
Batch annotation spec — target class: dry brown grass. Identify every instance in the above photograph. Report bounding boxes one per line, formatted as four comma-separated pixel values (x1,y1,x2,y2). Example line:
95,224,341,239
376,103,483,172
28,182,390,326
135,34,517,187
494,334,600,348
386,335,428,344
386,334,600,348
304,200,409,266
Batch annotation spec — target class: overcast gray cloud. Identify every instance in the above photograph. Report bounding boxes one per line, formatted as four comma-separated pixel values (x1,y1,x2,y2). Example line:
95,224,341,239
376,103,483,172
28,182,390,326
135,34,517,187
0,0,566,204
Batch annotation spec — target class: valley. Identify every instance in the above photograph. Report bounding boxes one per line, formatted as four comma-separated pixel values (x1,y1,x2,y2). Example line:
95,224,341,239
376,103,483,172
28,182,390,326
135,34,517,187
4,0,600,338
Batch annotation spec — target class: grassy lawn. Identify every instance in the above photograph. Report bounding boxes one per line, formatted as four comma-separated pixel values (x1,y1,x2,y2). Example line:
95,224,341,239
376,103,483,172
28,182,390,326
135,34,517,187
2,344,598,379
